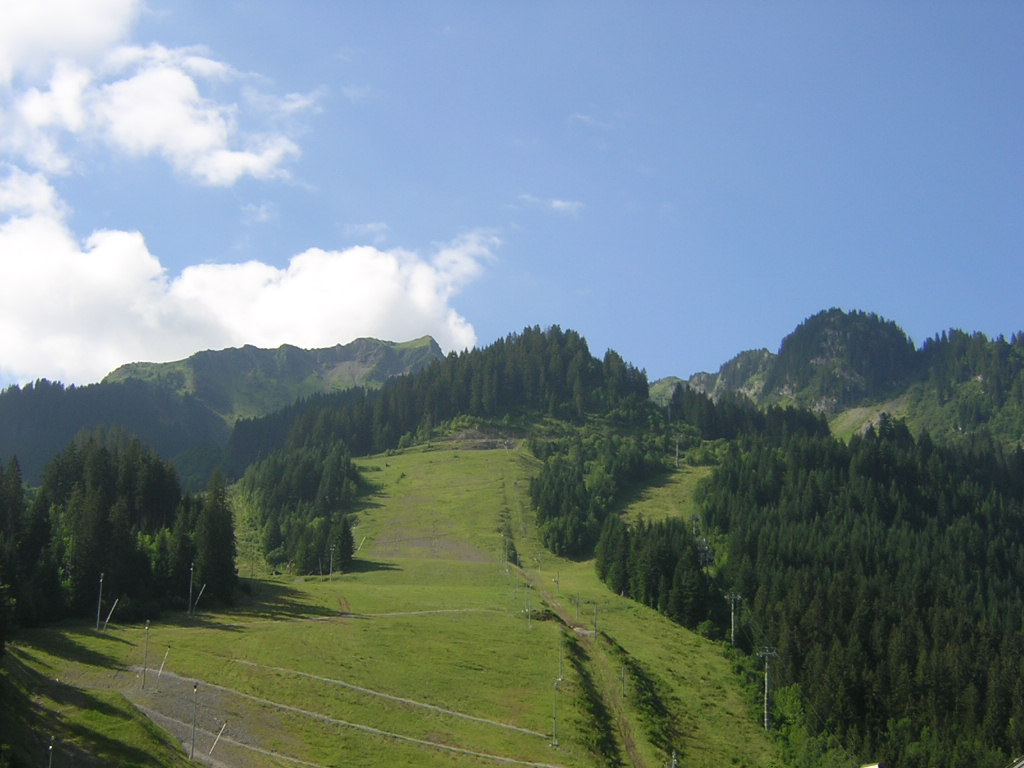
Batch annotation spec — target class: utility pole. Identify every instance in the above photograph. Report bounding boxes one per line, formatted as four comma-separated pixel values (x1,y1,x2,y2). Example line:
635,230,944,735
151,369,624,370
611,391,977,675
103,599,118,630
725,592,742,647
95,572,104,631
329,544,335,581
557,632,564,681
190,682,198,759
551,678,560,747
188,562,194,617
142,620,150,689
758,648,778,731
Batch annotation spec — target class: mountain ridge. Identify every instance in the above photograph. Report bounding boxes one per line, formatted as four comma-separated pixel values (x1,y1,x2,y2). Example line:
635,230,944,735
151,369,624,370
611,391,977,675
0,336,443,486
658,307,1024,448
103,335,443,421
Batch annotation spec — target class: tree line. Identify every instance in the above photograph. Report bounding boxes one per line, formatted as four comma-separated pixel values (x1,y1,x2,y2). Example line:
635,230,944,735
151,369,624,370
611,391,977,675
0,429,235,644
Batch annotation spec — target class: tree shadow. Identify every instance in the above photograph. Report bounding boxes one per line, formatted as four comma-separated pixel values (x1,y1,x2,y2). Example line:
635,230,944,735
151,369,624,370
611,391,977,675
222,579,347,622
613,467,679,515
345,558,402,574
17,629,126,671
3,650,167,767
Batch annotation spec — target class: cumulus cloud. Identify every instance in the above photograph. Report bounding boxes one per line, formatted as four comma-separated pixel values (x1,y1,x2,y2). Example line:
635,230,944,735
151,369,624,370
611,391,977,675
0,0,139,85
0,1,494,387
0,2,310,185
0,170,496,385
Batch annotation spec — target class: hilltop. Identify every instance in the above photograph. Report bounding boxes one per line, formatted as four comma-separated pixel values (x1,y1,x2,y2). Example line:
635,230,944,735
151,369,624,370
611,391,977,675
103,336,443,423
0,336,442,486
658,308,1024,449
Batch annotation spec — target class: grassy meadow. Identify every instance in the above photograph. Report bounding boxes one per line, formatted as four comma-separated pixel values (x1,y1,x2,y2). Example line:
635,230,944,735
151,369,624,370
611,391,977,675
4,437,780,767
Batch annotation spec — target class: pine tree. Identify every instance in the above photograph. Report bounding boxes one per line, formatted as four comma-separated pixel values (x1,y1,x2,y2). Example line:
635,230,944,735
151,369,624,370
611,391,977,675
194,471,236,605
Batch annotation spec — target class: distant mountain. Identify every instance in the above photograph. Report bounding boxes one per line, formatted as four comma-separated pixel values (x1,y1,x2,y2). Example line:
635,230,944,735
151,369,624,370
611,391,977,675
669,308,1024,447
103,336,443,423
0,336,443,486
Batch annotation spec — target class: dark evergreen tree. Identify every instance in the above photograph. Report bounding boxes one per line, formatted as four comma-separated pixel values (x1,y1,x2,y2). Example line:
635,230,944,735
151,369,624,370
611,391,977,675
193,471,236,605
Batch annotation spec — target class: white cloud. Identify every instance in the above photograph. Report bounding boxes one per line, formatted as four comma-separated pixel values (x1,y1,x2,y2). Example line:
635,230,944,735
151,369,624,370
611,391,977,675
568,112,613,131
549,199,585,215
0,0,140,85
0,165,67,218
244,85,325,119
0,5,304,186
518,194,585,216
0,171,495,385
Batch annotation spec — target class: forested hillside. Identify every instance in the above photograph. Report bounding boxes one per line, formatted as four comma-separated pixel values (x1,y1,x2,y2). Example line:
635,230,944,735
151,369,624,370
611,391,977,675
0,337,440,488
0,378,227,486
699,414,1024,767
680,308,1024,450
235,325,652,570
2,319,1023,767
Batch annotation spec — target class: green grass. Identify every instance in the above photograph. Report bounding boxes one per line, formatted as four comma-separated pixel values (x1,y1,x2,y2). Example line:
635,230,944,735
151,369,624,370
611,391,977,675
829,394,910,441
5,438,782,767
620,463,712,526
2,634,191,767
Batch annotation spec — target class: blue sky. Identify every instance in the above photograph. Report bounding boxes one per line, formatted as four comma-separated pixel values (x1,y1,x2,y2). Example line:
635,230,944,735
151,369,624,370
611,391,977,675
1,1,1021,386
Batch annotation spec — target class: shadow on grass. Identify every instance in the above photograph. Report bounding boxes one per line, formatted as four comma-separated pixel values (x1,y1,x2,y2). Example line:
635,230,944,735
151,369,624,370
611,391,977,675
346,558,402,574
613,467,680,514
18,629,126,671
60,717,174,768
4,650,170,767
225,579,348,622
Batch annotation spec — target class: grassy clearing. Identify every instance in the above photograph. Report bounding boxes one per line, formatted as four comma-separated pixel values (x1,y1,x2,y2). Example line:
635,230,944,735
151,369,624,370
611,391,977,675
829,394,909,441
6,438,780,767
620,463,712,526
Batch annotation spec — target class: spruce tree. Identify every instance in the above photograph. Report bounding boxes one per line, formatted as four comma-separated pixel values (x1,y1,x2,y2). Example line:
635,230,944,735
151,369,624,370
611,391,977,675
194,471,236,605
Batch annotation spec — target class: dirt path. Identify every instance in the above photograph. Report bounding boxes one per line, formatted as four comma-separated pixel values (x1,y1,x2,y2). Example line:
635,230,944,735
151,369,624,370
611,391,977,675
526,570,649,768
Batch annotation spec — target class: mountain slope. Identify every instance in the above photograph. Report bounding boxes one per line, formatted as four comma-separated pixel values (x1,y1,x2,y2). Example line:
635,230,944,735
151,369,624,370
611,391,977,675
103,336,443,422
4,437,781,768
5,321,1024,766
676,308,1024,448
0,378,227,486
0,337,443,486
